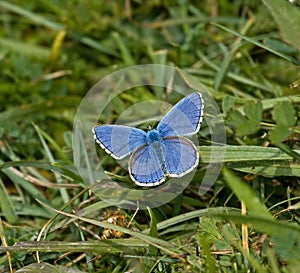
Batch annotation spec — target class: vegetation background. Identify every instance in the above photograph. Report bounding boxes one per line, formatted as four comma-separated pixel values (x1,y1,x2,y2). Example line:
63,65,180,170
0,0,300,272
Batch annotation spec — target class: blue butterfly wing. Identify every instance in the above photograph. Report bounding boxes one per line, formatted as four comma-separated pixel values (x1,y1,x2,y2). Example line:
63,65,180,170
163,136,199,176
129,136,198,186
93,125,147,159
157,92,204,137
129,142,167,186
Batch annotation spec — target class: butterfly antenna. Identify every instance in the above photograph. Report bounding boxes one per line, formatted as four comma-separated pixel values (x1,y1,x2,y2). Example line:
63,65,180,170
143,104,167,131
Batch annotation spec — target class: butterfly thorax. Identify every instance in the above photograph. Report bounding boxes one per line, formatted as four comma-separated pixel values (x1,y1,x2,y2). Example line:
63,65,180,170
146,129,162,144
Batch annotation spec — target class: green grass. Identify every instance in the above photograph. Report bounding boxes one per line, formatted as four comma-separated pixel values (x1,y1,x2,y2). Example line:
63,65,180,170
0,0,300,272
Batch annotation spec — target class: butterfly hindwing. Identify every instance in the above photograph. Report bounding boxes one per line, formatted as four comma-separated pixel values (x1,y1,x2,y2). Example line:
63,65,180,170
129,142,167,186
157,92,203,137
93,125,147,159
163,136,199,177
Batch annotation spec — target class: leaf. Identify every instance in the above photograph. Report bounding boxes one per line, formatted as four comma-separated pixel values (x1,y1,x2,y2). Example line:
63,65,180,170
198,217,223,243
270,102,296,144
222,167,273,219
272,101,296,127
269,124,291,144
222,95,235,116
228,101,262,136
228,109,247,125
263,0,300,50
244,101,262,123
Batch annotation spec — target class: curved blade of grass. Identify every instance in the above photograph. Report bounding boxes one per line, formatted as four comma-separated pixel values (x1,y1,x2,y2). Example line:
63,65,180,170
214,18,254,90
0,177,18,224
32,123,71,164
143,207,240,233
222,167,272,219
112,32,135,65
212,22,300,66
33,124,70,204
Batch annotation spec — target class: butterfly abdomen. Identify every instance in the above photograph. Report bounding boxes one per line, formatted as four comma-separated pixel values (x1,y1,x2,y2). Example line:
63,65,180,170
150,141,168,175
147,130,168,174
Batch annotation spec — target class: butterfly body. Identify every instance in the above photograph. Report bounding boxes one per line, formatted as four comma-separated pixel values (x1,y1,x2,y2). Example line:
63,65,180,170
93,92,204,187
147,129,162,143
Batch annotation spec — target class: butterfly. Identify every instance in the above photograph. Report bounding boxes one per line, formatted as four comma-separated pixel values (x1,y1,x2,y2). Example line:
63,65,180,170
93,92,204,187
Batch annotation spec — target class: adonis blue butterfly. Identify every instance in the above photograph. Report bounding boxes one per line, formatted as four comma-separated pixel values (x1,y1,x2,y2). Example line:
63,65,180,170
93,92,204,187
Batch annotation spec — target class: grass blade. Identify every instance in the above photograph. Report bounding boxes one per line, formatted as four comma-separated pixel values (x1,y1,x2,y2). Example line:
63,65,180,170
212,22,300,65
222,167,272,219
0,177,18,224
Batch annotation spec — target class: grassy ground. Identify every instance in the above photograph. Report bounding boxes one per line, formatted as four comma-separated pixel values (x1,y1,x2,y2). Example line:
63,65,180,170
0,0,300,272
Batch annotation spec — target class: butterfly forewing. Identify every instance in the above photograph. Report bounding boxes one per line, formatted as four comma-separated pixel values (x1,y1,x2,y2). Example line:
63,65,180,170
157,92,203,137
93,125,147,159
